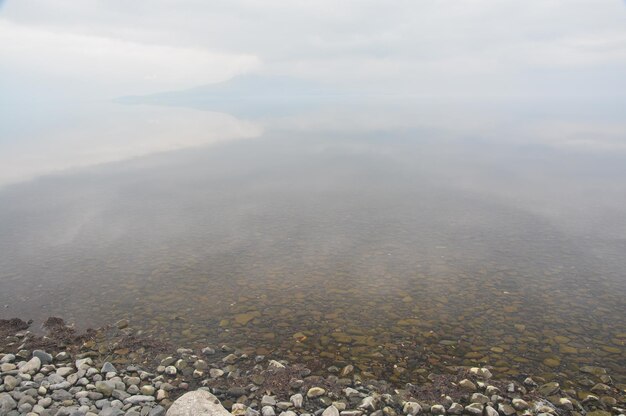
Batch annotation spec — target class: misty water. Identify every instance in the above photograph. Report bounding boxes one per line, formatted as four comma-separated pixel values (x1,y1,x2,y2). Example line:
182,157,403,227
1,95,625,385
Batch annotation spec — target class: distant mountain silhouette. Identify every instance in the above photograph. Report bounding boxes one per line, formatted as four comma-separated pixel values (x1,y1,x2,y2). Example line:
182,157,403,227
117,75,343,117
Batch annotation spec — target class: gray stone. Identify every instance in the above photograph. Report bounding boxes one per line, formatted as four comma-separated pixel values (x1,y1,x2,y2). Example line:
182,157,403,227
464,404,483,416
166,390,232,416
101,363,117,374
0,393,17,414
358,397,376,411
470,393,489,405
32,350,53,365
99,407,125,416
458,379,476,391
262,407,276,416
261,396,277,407
124,396,156,405
51,389,73,401
96,381,116,397
0,354,15,364
290,394,303,409
246,408,260,416
209,369,224,379
484,406,498,416
322,406,339,416
3,375,19,391
498,404,516,416
19,357,41,374
75,358,93,370
447,403,463,415
149,406,166,416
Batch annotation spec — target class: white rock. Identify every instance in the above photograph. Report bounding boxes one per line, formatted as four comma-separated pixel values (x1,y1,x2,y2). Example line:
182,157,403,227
403,402,422,416
166,390,232,416
322,406,340,416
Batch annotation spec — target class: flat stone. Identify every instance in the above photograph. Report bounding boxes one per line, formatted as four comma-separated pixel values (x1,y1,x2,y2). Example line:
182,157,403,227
538,382,560,396
261,395,276,407
125,395,156,404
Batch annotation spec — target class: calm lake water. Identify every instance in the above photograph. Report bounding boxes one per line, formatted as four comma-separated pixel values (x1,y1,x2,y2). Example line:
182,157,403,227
1,96,625,386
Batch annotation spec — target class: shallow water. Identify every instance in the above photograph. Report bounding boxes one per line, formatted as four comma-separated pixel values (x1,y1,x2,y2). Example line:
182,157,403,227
1,97,625,386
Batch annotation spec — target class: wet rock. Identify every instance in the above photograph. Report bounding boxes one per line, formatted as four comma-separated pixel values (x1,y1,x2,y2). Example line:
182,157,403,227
459,379,476,391
358,397,377,411
402,402,422,415
164,366,177,376
166,390,231,416
538,382,560,396
469,368,492,379
591,383,611,394
340,365,354,378
307,388,326,399
430,405,445,415
202,347,216,355
556,398,573,410
116,319,129,329
210,369,225,379
222,354,238,364
511,398,528,411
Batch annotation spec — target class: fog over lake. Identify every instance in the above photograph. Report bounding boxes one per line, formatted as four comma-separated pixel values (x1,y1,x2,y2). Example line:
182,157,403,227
1,0,625,385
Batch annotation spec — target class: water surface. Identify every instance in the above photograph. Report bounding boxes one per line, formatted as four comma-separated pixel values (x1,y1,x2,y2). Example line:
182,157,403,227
1,97,625,385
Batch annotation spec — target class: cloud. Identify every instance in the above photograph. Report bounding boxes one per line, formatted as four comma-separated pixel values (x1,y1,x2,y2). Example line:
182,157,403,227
0,19,260,97
2,0,626,97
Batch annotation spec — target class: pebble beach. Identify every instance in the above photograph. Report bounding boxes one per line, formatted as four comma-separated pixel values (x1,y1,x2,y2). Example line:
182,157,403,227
0,318,624,416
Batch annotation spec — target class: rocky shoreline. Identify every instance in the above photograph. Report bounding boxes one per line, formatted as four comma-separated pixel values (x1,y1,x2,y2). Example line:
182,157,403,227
0,318,624,416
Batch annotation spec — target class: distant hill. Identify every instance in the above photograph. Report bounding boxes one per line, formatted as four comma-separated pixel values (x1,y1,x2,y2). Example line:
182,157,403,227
117,75,342,117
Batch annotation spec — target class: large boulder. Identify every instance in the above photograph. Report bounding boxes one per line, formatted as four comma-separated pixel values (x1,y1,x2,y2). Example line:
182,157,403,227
167,390,233,416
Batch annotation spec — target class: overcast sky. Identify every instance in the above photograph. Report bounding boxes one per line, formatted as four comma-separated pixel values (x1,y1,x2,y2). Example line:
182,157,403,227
2,0,626,99
1,1,626,186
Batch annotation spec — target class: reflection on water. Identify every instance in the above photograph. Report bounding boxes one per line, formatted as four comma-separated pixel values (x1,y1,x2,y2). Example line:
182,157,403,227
0,98,625,387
